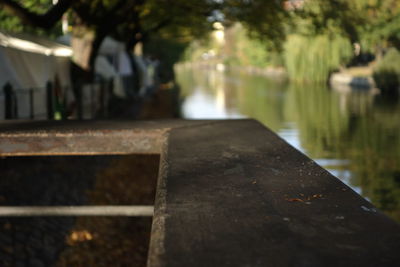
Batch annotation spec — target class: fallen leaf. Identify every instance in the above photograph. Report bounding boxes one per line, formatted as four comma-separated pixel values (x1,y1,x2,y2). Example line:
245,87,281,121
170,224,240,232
286,198,304,202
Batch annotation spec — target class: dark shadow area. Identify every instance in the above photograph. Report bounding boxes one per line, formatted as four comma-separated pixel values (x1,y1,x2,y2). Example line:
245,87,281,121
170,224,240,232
0,216,152,267
0,155,159,206
373,70,400,95
0,154,160,266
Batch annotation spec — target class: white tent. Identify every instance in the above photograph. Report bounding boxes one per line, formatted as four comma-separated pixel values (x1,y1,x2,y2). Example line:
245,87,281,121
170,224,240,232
58,34,127,97
57,34,153,100
0,30,73,119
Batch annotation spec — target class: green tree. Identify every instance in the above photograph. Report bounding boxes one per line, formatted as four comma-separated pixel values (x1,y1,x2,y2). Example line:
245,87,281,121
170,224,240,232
0,0,216,72
0,0,63,36
349,0,400,52
2,0,399,82
222,0,289,51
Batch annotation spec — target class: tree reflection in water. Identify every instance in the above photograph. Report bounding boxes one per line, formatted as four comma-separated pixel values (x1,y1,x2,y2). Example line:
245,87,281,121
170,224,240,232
177,65,400,222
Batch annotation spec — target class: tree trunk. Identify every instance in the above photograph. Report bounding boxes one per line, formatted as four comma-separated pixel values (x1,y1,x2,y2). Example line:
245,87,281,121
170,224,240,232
127,37,142,94
88,29,108,75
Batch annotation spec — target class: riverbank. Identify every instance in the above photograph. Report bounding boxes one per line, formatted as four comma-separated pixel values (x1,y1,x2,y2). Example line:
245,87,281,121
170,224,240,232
178,62,379,90
176,62,287,79
330,66,376,90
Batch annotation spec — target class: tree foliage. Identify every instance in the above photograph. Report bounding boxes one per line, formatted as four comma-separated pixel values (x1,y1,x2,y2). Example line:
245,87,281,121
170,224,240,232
284,34,352,82
0,0,63,36
221,0,289,51
0,0,399,75
373,48,400,92
0,0,216,70
296,0,400,51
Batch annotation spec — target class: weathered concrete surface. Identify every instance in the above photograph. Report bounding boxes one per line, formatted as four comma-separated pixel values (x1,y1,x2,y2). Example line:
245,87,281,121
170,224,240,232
0,120,212,155
148,120,400,267
1,119,399,266
0,206,154,216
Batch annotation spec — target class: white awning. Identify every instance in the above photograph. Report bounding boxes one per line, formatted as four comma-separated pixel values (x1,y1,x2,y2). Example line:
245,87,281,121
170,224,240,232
0,31,72,57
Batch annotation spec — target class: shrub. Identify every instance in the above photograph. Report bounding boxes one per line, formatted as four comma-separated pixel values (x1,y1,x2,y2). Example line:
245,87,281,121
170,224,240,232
373,48,400,93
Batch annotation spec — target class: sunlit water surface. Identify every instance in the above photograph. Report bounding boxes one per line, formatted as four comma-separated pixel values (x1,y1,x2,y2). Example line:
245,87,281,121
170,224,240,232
176,64,400,222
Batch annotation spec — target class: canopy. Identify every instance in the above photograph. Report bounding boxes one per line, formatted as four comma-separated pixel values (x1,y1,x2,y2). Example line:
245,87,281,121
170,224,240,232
0,30,73,119
0,30,72,89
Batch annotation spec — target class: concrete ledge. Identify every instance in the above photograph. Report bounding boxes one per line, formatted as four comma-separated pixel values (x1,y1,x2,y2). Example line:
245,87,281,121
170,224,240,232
0,206,154,217
149,120,400,267
1,119,399,266
0,120,212,155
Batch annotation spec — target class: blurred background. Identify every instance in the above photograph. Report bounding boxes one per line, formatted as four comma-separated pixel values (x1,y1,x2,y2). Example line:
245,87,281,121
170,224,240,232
0,0,399,264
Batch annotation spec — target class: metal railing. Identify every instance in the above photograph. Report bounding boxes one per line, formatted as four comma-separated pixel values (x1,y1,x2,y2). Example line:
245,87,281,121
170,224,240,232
1,79,113,120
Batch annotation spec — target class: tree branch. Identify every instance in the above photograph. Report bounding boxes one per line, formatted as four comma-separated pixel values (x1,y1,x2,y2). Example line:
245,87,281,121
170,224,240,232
0,0,72,29
146,17,173,34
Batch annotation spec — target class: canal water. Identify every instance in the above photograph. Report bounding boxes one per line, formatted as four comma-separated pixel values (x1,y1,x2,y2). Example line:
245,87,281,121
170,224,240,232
176,64,400,222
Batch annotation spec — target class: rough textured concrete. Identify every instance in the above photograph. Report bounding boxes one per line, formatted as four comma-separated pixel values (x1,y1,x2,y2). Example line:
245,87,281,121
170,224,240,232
0,120,212,155
1,119,400,266
0,206,154,216
148,120,400,267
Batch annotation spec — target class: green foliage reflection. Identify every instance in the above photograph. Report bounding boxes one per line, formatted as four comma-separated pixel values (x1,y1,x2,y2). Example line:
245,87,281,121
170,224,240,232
177,67,400,222
286,82,400,221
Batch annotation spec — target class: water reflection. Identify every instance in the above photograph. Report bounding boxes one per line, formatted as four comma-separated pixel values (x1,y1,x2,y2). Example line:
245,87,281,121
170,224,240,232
176,65,400,222
181,67,245,119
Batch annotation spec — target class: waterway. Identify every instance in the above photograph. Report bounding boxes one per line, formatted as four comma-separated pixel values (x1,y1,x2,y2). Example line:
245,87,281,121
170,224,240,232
176,64,400,222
